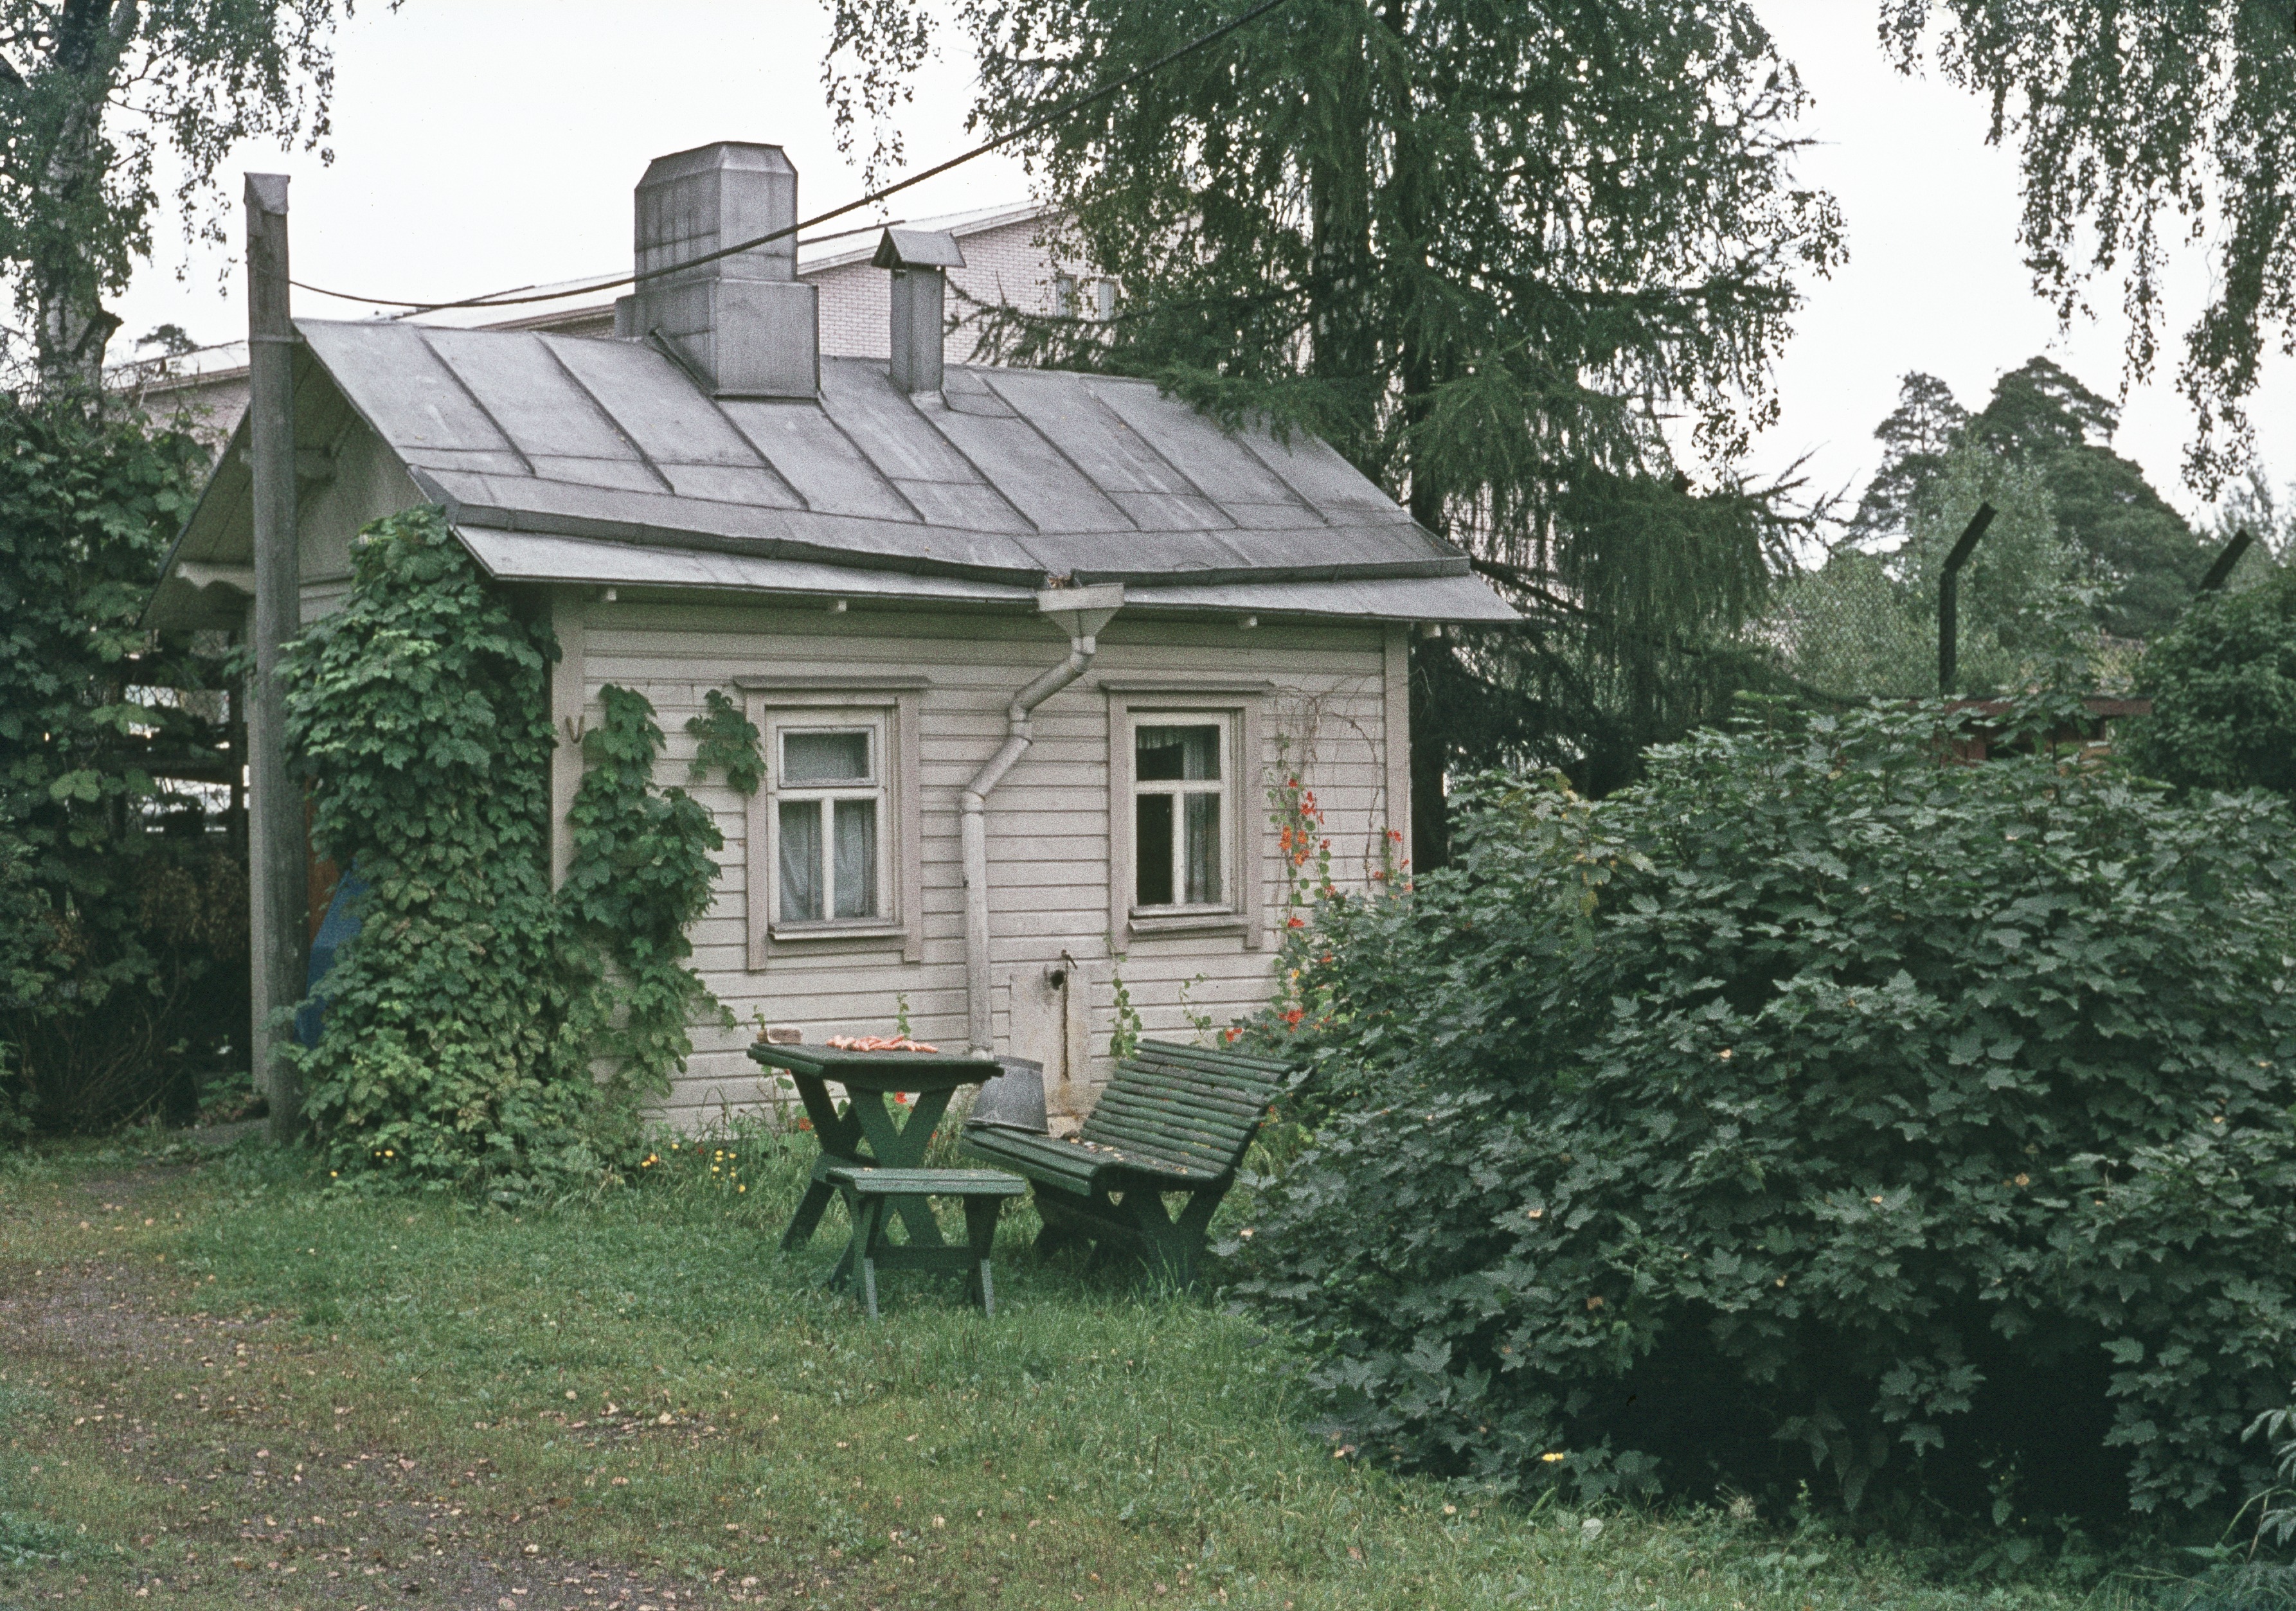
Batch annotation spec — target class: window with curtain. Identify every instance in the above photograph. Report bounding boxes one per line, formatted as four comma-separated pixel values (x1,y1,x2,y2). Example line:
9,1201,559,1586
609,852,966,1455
771,721,884,925
1132,717,1228,910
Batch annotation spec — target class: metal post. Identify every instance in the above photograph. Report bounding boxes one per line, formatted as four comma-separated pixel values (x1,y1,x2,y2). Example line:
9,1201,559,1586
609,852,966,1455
1938,503,1996,697
2197,528,2256,594
245,172,307,1143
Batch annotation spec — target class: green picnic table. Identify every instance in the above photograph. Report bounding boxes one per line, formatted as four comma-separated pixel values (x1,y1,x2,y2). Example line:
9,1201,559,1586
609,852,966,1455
749,1042,1007,1288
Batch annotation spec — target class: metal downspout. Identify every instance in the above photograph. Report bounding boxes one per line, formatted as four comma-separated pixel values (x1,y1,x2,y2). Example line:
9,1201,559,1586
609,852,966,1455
962,586,1124,1056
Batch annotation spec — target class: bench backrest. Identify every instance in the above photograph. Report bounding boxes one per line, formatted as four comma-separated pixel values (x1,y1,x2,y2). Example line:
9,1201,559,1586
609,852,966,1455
1076,1038,1294,1180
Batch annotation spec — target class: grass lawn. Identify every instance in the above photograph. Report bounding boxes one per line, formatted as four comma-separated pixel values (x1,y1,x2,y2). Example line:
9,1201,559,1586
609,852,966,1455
0,1121,2156,1611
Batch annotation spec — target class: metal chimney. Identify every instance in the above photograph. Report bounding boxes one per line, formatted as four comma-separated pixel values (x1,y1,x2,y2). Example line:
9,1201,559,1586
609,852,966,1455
625,142,818,398
874,227,965,393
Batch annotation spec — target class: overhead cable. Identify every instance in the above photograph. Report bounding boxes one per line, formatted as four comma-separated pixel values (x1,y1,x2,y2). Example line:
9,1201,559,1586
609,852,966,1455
289,0,1296,315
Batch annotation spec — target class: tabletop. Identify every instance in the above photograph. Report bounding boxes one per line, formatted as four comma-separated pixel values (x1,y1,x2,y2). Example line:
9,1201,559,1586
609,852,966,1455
747,1042,1004,1093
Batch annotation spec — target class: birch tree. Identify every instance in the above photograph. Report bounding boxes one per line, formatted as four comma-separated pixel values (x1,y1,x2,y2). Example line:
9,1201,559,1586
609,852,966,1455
1882,0,2296,490
0,0,361,395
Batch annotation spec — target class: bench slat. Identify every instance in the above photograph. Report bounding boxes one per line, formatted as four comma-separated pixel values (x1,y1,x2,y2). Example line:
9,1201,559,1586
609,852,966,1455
1095,1071,1272,1117
1131,1040,1291,1079
1082,1106,1250,1168
824,1166,1027,1197
1088,1083,1267,1135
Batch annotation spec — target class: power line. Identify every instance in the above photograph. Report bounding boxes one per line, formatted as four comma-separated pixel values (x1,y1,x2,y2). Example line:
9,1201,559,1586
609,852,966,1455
289,0,1296,316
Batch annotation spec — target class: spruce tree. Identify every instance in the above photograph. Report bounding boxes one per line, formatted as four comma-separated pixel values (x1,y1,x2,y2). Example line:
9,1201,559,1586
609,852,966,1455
827,0,1844,847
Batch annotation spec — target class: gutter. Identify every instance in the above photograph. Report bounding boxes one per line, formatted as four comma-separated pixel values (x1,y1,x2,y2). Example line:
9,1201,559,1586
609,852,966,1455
962,583,1124,1056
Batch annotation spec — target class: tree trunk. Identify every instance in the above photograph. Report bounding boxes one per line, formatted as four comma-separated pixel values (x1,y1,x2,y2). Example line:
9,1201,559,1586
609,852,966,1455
31,1,139,396
1376,0,1459,866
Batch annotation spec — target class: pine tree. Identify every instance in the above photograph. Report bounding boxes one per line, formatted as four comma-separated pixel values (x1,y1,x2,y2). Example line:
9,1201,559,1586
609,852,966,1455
1969,358,2208,638
1846,372,1969,546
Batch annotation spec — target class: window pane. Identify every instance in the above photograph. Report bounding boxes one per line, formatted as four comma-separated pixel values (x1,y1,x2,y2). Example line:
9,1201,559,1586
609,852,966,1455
1136,793,1174,906
782,729,871,783
778,800,823,921
832,798,879,920
1184,792,1223,905
1137,724,1219,782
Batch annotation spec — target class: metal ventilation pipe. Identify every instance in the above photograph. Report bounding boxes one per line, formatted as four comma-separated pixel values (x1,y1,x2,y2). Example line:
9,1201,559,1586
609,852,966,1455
874,227,965,393
2198,528,2256,594
1937,503,1996,697
962,585,1124,1056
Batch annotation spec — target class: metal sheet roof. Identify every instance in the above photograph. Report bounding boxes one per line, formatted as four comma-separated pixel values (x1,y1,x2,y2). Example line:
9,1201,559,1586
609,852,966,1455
453,526,1516,622
156,316,1514,627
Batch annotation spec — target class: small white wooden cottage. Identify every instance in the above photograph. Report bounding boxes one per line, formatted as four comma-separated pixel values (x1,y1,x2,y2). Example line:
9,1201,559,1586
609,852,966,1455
147,141,1514,1125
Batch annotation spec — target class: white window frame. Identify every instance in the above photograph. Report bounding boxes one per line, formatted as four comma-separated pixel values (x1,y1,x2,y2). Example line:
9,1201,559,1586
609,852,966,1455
1126,712,1234,916
767,714,891,931
739,679,925,967
1102,681,1268,947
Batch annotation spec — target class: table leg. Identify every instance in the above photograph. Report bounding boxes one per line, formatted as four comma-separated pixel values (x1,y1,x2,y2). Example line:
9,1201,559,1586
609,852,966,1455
848,1089,952,1246
780,1075,867,1252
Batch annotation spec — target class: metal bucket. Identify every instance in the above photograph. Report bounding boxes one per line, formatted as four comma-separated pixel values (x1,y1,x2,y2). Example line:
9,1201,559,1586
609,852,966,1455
967,1055,1048,1134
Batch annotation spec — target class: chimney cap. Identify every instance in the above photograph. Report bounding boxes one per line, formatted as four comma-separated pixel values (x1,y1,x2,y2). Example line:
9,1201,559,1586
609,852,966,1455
874,227,966,271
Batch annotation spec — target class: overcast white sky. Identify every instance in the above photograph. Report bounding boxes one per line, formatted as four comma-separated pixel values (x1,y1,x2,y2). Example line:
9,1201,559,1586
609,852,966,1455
107,0,2292,533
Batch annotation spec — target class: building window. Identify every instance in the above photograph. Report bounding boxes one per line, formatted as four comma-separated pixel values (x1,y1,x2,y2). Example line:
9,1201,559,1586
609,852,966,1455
1054,272,1078,317
1132,719,1226,910
1102,684,1266,946
1093,279,1119,321
771,721,884,925
741,680,927,966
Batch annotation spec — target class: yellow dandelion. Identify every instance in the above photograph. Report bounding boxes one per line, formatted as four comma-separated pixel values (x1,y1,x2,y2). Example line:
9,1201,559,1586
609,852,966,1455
1541,1452,1567,1463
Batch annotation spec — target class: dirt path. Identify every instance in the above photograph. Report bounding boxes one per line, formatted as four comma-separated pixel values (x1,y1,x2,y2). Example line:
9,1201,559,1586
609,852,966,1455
0,1179,743,1611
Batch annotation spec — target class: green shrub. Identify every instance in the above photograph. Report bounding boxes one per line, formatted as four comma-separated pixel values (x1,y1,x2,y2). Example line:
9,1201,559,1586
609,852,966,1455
0,395,241,1137
2122,563,2296,797
1231,701,2296,1524
279,507,733,1198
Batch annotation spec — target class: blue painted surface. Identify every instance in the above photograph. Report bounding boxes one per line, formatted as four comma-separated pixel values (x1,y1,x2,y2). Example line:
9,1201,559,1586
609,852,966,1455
294,870,367,1048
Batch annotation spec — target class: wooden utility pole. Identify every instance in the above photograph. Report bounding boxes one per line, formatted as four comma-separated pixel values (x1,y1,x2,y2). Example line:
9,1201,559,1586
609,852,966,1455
244,172,307,1143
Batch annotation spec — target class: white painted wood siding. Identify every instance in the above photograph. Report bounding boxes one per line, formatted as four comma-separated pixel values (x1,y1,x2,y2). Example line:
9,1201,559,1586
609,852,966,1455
575,601,1405,1130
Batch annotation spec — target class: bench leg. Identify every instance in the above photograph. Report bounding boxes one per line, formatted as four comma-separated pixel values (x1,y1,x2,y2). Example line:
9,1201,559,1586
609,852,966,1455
962,1197,1003,1317
1117,1189,1223,1290
1034,1222,1084,1261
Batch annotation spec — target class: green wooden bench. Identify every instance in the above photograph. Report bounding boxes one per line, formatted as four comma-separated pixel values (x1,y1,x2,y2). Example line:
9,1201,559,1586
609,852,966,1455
960,1038,1294,1288
822,1166,1027,1320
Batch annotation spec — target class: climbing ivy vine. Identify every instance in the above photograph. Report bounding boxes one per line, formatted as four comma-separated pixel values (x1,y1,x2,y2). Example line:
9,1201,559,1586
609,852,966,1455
561,683,735,1162
279,506,738,1198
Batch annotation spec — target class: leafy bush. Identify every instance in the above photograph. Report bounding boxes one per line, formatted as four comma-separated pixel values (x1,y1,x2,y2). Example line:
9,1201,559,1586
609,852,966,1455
0,395,242,1137
2122,563,2296,797
1231,701,2296,1524
279,506,733,1197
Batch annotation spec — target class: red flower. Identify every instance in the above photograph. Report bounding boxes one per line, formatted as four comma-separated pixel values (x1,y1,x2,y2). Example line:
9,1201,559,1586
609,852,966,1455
1281,1007,1305,1028
1287,915,1305,929
1222,1026,1243,1044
